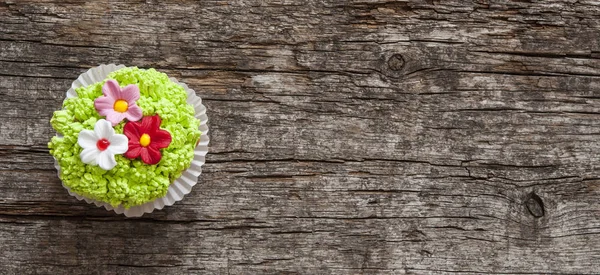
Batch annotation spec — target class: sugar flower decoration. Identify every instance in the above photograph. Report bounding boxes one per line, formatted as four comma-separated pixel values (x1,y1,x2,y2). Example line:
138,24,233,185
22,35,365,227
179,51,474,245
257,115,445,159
123,115,172,165
94,79,143,126
78,119,128,170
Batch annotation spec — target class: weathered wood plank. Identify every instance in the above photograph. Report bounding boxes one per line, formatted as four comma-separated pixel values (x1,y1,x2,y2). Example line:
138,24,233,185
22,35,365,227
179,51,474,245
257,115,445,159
2,0,600,274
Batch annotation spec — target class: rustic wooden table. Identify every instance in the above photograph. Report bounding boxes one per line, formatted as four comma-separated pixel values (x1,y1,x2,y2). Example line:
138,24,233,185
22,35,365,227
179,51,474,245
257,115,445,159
2,0,600,274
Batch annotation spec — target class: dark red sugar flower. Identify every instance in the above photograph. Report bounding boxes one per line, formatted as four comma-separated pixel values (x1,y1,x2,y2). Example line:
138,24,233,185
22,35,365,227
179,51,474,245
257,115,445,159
123,115,172,165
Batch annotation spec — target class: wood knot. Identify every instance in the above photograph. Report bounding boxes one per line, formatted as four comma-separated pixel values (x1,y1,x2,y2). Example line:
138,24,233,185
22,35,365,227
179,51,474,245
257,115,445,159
367,197,379,204
525,192,545,218
387,54,405,71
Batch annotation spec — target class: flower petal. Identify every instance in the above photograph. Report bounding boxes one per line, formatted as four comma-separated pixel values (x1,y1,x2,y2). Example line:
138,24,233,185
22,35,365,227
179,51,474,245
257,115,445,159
97,150,117,170
94,96,116,116
105,112,126,126
80,148,99,165
151,129,172,149
108,134,128,154
124,104,143,122
140,146,161,165
141,115,161,134
78,129,98,149
120,84,140,103
123,121,142,140
124,144,142,159
102,79,121,100
94,119,115,138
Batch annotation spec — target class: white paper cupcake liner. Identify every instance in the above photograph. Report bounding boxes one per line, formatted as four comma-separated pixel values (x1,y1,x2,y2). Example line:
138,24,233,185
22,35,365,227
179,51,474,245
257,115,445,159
53,64,209,217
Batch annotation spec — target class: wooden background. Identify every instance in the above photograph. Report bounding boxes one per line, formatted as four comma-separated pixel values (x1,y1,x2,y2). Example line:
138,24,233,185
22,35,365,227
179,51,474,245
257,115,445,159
2,0,600,274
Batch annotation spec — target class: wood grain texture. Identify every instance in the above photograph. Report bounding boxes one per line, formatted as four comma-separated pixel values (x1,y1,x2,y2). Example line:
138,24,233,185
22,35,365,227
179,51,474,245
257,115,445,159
2,0,600,274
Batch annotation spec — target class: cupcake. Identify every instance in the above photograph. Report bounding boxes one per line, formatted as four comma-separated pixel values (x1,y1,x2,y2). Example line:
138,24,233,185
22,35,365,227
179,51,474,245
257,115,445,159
49,64,209,217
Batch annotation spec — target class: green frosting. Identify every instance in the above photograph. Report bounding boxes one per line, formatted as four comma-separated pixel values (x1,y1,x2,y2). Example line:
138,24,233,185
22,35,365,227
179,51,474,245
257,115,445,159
49,67,201,208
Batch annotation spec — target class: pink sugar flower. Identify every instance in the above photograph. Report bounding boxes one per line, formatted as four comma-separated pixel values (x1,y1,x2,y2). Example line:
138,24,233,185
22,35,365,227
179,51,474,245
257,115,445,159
94,79,143,126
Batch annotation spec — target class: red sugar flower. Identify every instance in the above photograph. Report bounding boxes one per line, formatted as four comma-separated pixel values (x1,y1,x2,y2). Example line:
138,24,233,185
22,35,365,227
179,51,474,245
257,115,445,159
123,115,172,165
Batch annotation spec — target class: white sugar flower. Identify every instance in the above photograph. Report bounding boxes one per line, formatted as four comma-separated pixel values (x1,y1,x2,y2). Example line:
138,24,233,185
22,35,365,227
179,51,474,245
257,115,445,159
77,119,128,170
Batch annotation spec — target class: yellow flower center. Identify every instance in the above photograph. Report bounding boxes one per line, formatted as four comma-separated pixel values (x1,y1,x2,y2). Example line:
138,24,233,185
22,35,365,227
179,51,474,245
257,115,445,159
139,133,151,147
113,99,128,113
